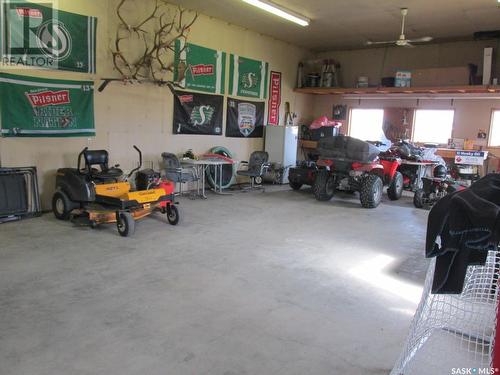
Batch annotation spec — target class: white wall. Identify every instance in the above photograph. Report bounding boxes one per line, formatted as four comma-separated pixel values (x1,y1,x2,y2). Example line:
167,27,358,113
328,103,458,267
0,0,314,208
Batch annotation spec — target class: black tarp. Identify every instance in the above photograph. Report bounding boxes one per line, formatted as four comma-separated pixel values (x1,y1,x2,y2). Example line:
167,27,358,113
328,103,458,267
317,135,380,162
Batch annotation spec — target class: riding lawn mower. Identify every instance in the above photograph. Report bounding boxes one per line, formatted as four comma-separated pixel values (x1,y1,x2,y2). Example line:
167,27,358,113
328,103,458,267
52,146,180,237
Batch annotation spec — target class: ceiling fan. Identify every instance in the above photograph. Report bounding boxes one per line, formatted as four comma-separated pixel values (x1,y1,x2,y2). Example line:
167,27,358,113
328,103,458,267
366,8,433,48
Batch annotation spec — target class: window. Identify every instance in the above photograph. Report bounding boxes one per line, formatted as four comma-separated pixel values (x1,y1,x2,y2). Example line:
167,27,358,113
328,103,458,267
349,109,386,142
413,110,454,144
489,110,500,147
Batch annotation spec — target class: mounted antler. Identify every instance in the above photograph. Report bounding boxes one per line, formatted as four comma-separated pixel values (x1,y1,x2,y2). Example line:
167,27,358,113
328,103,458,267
108,0,197,88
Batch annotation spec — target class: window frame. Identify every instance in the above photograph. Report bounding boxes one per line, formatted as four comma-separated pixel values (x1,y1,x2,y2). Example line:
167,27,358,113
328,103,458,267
488,109,500,148
411,109,455,145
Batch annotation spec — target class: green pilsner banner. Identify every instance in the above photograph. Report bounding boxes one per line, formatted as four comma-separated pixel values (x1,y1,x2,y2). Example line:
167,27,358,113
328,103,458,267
229,54,268,99
0,73,95,137
174,40,226,95
0,1,97,73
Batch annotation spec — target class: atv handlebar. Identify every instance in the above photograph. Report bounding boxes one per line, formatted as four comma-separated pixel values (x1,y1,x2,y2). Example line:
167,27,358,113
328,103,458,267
127,145,142,179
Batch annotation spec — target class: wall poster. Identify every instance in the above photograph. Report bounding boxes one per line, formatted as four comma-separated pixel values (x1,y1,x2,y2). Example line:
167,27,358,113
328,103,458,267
173,90,223,135
267,71,281,126
0,73,95,137
1,1,97,73
228,54,268,99
225,97,264,138
174,40,226,95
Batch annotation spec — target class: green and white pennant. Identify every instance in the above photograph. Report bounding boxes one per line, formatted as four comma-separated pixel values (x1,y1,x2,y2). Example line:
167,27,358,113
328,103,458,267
174,40,226,95
229,54,268,100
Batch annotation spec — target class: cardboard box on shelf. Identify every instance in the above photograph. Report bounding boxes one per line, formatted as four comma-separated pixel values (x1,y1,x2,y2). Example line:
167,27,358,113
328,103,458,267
395,71,411,87
464,139,475,150
412,66,470,87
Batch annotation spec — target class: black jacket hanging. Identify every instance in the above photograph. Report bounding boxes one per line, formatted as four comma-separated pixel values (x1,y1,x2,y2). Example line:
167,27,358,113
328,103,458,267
425,173,500,294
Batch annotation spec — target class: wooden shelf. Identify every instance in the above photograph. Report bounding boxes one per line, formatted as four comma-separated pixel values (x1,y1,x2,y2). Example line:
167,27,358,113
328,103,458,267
294,85,500,97
299,139,318,149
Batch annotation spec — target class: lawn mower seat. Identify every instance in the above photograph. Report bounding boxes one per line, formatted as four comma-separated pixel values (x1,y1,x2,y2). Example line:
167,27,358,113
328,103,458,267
83,149,123,181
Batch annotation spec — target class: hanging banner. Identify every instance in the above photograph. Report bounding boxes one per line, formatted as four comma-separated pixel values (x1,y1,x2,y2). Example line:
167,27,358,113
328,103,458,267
267,71,281,126
0,1,97,73
173,91,223,135
174,40,226,95
225,97,264,138
228,54,268,99
0,73,95,137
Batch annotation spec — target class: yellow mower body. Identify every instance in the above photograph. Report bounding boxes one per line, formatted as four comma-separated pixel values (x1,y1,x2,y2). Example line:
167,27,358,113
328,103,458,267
94,181,130,198
95,182,166,204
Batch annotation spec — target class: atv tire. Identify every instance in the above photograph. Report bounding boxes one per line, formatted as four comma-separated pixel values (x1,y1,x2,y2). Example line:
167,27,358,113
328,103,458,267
52,191,74,220
289,181,303,190
313,171,335,201
413,189,425,208
360,175,383,208
387,171,404,201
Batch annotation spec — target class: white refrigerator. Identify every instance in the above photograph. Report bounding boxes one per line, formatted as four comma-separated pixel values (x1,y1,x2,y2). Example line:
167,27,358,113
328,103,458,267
265,126,298,183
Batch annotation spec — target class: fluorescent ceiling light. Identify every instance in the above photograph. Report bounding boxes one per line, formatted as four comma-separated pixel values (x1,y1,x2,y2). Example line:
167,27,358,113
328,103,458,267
240,0,310,27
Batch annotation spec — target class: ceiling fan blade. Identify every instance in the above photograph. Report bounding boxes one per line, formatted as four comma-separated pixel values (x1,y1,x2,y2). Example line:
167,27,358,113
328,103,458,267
365,8,433,48
366,40,398,45
406,36,433,43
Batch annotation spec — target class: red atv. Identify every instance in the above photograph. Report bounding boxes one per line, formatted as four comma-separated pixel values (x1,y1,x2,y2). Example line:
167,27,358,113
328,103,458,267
313,136,403,208
413,165,467,209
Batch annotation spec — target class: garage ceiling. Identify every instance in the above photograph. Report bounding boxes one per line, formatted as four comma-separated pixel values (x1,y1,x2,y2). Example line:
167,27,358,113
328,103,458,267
168,0,500,51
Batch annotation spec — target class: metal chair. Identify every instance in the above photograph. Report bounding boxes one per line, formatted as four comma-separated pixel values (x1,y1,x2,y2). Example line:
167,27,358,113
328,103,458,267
236,151,271,190
161,153,199,196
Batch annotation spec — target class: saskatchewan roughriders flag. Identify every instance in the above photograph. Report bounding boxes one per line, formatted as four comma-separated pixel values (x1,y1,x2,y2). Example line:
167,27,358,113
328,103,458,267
0,1,97,73
0,73,95,137
174,40,226,95
173,91,223,135
225,97,264,138
229,54,268,99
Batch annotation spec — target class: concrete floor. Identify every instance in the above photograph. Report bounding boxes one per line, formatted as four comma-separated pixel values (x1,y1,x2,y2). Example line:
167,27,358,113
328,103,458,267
0,186,429,375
